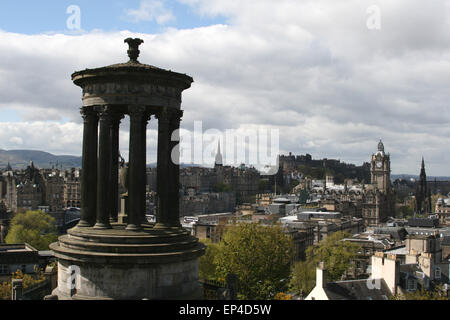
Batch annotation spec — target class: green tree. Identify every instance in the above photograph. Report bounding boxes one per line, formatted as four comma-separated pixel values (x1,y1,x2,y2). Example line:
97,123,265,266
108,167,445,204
398,205,414,218
289,231,361,296
214,223,294,300
289,260,316,296
5,210,58,250
431,193,443,214
214,183,233,192
258,179,269,192
198,239,221,280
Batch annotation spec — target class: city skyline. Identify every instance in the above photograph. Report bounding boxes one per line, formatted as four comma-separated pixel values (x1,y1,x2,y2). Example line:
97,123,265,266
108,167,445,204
1,0,450,175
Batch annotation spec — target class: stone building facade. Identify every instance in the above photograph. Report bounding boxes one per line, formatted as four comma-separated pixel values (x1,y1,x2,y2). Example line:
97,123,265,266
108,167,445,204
435,196,450,226
180,191,236,217
1,163,81,213
307,141,395,227
62,168,81,208
146,147,260,216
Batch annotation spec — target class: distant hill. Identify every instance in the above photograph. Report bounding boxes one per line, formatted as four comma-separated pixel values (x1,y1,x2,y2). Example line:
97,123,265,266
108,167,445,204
391,174,450,181
0,150,202,170
0,149,82,169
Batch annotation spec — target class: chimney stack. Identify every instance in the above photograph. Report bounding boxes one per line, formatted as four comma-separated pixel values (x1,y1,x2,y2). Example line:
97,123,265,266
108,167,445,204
316,262,327,288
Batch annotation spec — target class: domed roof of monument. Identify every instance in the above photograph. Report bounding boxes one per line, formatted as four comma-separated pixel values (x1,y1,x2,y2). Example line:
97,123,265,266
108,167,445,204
71,38,193,88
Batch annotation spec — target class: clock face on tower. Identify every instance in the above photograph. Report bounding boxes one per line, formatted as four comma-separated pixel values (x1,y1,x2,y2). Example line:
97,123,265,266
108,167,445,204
376,161,382,168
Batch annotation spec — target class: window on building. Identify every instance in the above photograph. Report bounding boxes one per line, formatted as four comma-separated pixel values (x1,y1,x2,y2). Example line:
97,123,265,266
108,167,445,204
407,278,417,291
0,265,9,274
21,264,26,274
435,267,441,280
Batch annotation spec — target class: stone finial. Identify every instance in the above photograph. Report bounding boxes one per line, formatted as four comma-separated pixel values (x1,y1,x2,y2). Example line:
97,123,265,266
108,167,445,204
124,38,144,62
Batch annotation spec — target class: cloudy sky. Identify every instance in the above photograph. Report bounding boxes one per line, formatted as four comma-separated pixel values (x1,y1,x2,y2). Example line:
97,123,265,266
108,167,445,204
0,0,450,175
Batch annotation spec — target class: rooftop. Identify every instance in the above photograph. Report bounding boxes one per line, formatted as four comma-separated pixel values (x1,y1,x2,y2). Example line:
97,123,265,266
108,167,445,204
324,279,391,300
0,243,37,253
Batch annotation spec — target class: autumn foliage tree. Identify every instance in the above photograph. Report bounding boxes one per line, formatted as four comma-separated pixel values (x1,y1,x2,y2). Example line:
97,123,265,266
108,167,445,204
0,269,46,300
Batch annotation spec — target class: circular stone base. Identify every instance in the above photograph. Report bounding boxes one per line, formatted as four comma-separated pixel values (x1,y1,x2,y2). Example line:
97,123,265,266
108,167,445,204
49,223,205,300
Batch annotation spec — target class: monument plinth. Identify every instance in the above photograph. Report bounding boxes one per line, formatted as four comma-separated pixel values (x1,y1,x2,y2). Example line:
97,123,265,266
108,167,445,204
50,38,205,300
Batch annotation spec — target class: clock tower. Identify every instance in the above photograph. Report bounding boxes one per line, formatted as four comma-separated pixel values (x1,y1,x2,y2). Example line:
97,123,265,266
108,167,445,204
370,140,391,193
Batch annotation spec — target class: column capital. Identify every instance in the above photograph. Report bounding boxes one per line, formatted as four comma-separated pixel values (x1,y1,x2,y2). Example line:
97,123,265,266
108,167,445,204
128,105,150,122
80,107,98,120
156,107,183,122
97,106,116,120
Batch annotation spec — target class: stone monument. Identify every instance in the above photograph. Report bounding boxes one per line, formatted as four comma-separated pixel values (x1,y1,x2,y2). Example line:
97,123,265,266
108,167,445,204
49,38,205,300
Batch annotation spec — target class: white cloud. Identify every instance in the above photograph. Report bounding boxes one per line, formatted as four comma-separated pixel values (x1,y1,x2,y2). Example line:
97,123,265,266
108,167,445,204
1,1,450,175
124,0,175,24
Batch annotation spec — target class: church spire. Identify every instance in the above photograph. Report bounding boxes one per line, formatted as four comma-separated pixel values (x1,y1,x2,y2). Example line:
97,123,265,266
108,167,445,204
420,157,426,179
416,157,429,215
215,140,223,166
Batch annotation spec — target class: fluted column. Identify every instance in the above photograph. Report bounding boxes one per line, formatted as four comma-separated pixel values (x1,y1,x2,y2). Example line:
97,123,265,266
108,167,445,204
94,107,113,230
78,107,98,227
109,113,124,223
155,108,182,229
126,106,147,231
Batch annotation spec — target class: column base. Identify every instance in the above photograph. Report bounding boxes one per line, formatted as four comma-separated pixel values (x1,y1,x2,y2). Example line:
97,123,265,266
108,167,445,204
77,220,94,228
125,224,141,231
93,222,112,230
49,225,205,300
153,222,182,230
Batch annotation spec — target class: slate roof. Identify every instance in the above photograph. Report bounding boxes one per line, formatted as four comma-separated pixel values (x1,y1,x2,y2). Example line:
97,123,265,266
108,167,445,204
324,279,391,300
374,227,408,240
407,218,439,228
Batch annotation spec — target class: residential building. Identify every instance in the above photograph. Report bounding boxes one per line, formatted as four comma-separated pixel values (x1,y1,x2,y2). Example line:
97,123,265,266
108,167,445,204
0,243,54,282
305,262,391,300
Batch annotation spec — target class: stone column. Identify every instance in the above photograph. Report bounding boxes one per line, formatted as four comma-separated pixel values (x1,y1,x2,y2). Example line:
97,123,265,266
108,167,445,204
126,106,147,231
155,108,182,228
94,107,113,230
78,107,98,227
141,113,150,224
109,113,124,223
167,110,182,227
